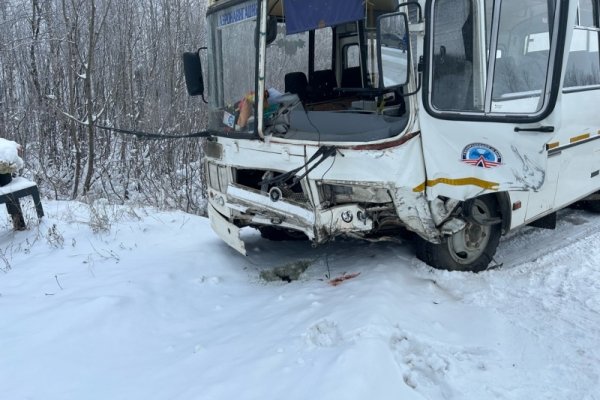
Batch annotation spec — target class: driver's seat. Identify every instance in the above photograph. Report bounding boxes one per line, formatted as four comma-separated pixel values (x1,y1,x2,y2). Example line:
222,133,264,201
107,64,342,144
285,72,309,102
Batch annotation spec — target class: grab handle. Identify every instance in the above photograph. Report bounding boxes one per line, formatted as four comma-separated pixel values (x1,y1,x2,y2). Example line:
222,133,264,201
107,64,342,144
514,126,555,133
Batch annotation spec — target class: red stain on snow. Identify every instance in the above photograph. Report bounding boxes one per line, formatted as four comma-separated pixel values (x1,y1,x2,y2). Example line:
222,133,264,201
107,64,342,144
328,272,361,286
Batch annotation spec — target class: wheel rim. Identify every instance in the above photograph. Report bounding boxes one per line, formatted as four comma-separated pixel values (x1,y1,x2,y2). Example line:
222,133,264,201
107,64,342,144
447,199,492,265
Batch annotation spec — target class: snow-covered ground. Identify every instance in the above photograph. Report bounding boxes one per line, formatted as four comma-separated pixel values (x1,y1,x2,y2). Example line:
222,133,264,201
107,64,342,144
0,199,599,400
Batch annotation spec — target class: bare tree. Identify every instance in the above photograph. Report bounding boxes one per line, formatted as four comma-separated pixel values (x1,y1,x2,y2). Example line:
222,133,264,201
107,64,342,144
0,0,209,213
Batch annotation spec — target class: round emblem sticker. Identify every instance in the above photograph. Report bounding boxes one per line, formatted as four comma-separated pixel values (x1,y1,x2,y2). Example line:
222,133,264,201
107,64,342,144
461,143,503,168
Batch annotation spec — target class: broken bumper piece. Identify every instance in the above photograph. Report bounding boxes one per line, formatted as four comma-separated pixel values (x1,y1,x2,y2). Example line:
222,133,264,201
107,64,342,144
208,204,247,255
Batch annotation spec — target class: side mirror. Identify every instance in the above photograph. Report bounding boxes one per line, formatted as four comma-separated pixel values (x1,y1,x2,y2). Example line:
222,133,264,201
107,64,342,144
377,12,410,88
266,16,278,46
256,16,278,48
183,50,205,97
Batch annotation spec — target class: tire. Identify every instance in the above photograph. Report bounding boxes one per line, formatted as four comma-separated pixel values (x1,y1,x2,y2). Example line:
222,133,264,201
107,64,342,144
258,226,308,241
415,196,502,272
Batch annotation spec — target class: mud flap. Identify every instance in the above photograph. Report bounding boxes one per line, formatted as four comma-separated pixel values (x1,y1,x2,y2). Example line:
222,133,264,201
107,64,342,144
208,204,247,255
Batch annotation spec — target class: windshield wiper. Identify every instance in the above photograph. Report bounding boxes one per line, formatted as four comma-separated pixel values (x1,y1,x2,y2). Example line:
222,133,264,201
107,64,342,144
259,146,340,189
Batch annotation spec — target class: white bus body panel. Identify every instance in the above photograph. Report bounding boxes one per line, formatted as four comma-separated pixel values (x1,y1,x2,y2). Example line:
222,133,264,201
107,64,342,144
203,0,600,261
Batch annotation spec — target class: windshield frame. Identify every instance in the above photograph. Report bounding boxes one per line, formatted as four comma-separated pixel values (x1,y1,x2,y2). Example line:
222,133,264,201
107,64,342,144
423,0,569,123
205,0,413,143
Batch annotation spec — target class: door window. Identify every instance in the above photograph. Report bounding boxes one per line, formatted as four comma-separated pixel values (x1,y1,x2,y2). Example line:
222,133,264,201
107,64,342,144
429,0,560,117
564,0,600,88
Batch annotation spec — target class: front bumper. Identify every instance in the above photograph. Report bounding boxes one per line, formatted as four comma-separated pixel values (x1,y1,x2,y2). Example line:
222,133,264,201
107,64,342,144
208,183,374,255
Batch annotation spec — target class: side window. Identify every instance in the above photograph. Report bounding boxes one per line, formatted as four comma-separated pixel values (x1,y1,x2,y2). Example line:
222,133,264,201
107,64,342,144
265,26,309,94
564,0,600,88
524,32,550,54
341,44,362,87
431,0,481,111
314,27,333,71
428,0,561,119
343,44,360,68
491,0,553,112
578,0,597,27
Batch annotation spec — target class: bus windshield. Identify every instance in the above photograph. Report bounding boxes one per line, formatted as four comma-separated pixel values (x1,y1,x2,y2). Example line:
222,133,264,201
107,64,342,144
205,0,412,142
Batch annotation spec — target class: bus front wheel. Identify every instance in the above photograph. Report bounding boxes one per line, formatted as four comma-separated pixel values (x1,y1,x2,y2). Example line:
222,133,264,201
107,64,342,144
416,196,502,272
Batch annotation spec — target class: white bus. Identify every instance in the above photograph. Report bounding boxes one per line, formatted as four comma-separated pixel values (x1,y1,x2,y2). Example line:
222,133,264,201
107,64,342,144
183,0,600,272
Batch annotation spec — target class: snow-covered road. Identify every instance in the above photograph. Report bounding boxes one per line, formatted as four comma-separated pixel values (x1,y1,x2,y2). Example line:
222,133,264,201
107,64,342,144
0,201,598,400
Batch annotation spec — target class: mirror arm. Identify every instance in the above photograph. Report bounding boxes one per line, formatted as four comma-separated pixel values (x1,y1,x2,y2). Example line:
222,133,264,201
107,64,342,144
198,47,208,103
402,75,421,97
401,56,423,97
395,2,423,23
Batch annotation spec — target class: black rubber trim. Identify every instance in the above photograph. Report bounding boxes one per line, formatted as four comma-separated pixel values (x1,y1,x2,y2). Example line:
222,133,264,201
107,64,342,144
422,0,569,124
592,170,599,178
253,0,262,138
547,134,600,156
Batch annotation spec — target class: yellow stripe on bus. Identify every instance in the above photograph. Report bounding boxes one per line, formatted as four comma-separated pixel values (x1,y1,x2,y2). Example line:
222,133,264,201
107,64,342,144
570,133,591,143
412,182,426,192
413,177,499,192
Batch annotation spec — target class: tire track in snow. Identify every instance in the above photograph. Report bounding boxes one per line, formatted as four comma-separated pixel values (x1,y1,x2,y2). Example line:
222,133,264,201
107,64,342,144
492,209,600,270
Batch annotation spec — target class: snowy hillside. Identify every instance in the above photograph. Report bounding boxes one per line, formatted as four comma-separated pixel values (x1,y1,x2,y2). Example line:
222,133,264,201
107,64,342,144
0,200,599,400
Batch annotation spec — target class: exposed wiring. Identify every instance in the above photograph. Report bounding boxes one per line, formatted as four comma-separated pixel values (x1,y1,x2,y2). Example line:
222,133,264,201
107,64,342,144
321,152,338,243
93,124,257,141
304,108,323,146
94,125,210,140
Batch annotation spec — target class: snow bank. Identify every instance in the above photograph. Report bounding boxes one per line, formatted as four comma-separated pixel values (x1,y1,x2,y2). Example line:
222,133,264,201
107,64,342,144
0,138,23,174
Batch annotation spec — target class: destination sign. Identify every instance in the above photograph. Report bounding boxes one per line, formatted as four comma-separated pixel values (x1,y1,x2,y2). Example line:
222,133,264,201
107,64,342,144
218,3,257,27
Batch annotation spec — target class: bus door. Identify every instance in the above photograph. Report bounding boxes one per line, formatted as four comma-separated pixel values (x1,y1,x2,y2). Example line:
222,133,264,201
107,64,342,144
552,0,600,208
421,0,566,214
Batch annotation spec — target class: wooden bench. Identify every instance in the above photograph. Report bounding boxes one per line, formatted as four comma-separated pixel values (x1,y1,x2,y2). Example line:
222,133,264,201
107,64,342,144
0,177,44,230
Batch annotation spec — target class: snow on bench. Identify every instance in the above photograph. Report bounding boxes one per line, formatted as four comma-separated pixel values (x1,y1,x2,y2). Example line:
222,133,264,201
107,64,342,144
0,139,44,229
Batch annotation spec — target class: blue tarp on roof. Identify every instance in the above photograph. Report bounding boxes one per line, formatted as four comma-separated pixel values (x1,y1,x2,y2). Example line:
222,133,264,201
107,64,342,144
284,0,365,35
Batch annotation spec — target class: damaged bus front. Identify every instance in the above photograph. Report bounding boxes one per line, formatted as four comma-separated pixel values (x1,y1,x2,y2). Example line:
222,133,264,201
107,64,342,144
185,0,434,259
184,0,600,272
